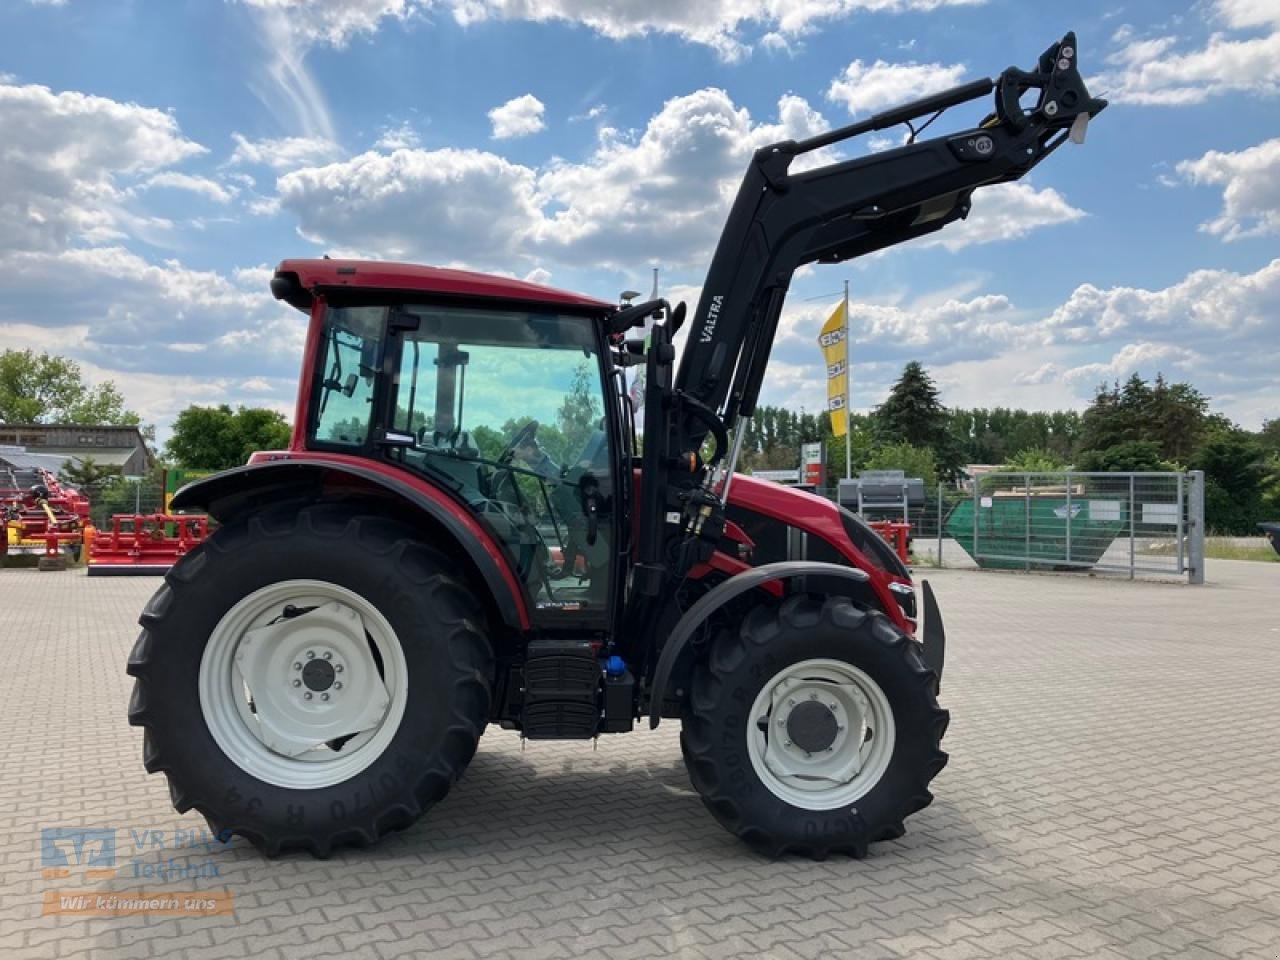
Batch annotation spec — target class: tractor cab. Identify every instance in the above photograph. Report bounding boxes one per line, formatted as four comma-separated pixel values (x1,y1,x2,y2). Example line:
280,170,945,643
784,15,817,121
305,293,622,621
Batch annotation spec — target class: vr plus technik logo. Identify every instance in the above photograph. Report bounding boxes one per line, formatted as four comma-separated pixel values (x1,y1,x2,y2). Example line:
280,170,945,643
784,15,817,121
39,826,236,917
41,827,117,881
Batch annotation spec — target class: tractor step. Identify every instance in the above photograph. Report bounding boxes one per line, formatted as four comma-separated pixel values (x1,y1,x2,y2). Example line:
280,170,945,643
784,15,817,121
520,639,601,739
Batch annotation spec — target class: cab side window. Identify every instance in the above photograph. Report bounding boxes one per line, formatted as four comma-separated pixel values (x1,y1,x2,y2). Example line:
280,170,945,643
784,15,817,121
311,306,386,447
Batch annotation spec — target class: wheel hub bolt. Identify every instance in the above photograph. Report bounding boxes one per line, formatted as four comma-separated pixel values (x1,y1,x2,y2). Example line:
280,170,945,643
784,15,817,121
292,679,301,687
323,652,332,660
304,692,313,700
293,662,301,671
306,650,315,659
334,682,343,690
321,693,330,701
335,665,344,673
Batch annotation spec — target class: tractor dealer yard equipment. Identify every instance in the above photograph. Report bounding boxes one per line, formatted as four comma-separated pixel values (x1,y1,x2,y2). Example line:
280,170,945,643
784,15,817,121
128,34,1106,858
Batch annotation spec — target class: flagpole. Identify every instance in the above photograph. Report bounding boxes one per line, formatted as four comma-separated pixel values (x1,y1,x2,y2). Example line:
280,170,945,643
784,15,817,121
844,278,851,480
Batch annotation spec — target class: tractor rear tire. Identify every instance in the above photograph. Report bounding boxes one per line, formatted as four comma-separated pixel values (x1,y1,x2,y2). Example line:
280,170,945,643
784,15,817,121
681,594,947,859
127,503,493,857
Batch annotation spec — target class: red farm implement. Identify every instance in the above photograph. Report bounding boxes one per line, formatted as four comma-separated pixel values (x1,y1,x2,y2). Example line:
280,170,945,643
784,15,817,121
88,514,210,576
868,520,912,566
1,468,90,571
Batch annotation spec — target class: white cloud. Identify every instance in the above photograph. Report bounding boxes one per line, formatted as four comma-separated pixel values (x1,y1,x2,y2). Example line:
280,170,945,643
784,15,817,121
275,85,1081,275
447,0,985,62
488,94,546,139
275,89,834,272
1039,259,1280,346
1215,0,1280,30
1061,342,1199,386
1014,362,1059,385
0,81,205,253
144,172,237,204
1094,2,1280,106
532,89,831,269
277,147,543,264
922,182,1087,252
866,132,907,153
230,132,342,169
569,104,608,123
1177,138,1280,241
374,120,422,150
827,58,968,115
233,1,424,141
762,259,1280,427
0,245,307,434
235,0,426,46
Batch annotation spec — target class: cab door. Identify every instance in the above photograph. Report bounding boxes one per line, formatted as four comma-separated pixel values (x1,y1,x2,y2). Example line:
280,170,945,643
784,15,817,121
366,300,622,628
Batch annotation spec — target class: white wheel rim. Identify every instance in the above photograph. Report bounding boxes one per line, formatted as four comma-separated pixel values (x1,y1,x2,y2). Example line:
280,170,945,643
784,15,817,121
746,658,896,811
198,579,408,790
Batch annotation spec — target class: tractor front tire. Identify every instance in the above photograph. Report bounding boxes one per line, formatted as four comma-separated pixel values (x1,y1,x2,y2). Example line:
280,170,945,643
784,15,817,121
681,594,948,858
127,503,493,857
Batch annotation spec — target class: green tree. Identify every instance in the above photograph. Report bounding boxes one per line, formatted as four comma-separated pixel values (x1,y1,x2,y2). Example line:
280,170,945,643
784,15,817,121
1261,455,1280,518
59,455,122,490
0,349,140,425
873,362,961,478
1193,428,1267,534
1258,418,1280,456
863,442,938,488
166,405,292,469
1079,374,1208,463
1076,440,1169,473
556,361,603,463
1003,447,1065,472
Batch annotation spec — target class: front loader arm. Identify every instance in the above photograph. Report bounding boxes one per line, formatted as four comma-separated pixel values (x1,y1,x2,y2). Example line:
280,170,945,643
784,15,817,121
675,31,1106,433
623,33,1104,678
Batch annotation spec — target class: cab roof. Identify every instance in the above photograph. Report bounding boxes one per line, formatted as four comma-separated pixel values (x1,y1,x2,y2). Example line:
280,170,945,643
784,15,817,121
271,259,612,313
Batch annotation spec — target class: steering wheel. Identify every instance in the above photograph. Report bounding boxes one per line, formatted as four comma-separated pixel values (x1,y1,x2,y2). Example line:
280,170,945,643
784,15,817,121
499,419,540,464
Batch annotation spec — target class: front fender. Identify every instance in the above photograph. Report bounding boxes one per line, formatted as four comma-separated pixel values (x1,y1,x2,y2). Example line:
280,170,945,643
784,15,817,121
171,459,530,630
647,561,871,729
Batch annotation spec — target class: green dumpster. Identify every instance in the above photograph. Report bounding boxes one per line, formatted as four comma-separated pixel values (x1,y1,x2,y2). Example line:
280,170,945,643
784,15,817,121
945,490,1127,570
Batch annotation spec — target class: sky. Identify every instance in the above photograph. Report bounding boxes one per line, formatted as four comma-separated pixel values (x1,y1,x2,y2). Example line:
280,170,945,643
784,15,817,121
2,0,1278,443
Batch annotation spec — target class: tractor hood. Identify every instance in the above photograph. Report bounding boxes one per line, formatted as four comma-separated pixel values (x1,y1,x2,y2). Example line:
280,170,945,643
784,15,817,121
726,474,850,553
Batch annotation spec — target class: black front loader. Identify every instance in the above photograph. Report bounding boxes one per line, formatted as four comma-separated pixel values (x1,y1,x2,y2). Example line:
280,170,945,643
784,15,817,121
624,32,1107,653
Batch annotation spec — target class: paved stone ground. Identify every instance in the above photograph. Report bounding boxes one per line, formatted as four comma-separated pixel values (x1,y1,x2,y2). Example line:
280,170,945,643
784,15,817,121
1,560,1278,959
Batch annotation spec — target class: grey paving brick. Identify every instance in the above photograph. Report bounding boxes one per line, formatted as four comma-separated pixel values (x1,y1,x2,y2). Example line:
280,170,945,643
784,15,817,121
2,562,1279,960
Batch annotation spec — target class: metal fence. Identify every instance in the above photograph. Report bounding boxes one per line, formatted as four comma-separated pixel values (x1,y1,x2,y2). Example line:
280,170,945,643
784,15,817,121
80,480,167,529
898,471,1205,583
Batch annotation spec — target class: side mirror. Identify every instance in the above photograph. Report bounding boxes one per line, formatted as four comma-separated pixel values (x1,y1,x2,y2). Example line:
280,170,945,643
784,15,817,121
607,298,668,335
342,373,359,397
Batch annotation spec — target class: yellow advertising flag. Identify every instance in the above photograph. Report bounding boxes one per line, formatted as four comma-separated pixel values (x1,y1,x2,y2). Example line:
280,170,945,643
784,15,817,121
817,301,848,437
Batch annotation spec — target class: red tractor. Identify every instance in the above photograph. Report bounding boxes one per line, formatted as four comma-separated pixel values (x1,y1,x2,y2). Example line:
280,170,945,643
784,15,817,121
129,35,1105,858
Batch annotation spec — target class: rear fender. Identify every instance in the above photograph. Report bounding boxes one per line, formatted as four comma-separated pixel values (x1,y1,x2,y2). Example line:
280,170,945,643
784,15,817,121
170,460,530,631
